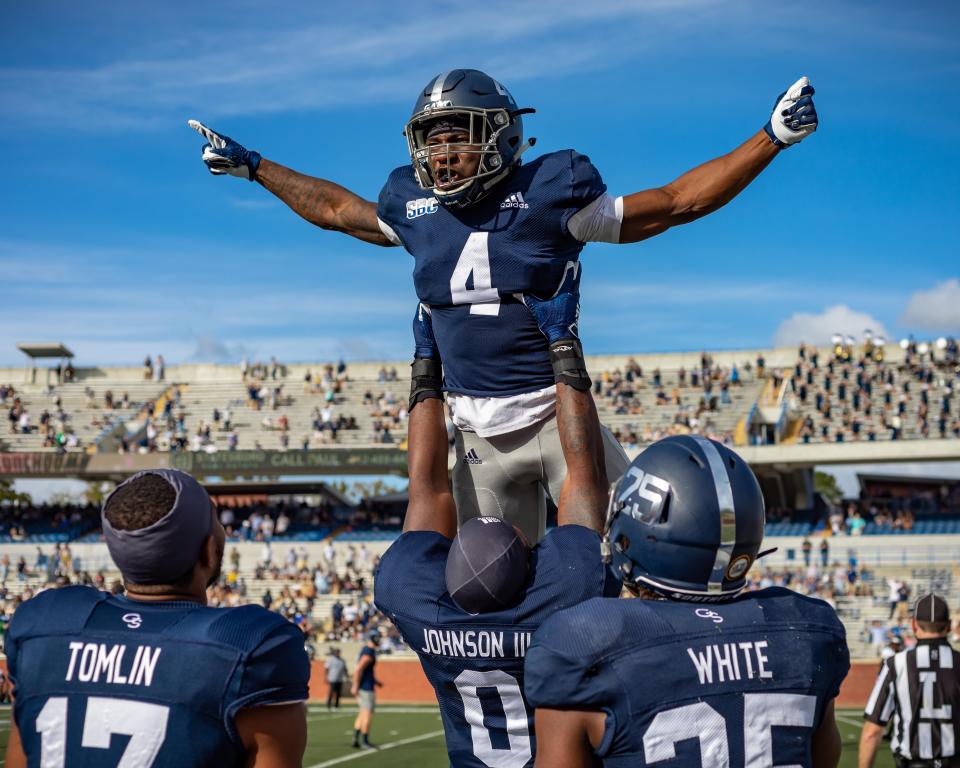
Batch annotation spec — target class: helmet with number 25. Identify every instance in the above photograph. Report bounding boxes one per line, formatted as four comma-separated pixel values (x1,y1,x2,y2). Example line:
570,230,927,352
405,69,536,208
605,435,766,603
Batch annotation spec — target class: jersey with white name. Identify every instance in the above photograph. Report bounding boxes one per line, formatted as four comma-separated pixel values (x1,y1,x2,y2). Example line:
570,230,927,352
6,586,309,767
524,587,850,767
374,526,621,767
377,150,606,398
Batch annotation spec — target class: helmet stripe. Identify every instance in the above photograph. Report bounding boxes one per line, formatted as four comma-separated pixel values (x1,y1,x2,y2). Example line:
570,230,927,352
430,71,451,103
691,436,737,593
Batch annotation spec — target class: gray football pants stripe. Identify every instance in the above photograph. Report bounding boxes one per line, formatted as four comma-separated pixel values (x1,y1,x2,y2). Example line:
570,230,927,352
452,415,629,544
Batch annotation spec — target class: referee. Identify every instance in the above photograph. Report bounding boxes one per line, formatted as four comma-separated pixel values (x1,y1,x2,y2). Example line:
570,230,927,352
860,594,959,768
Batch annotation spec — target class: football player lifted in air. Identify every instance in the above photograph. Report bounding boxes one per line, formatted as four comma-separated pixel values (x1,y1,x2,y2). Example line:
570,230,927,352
189,70,818,543
372,288,619,768
4,470,310,768
524,436,850,768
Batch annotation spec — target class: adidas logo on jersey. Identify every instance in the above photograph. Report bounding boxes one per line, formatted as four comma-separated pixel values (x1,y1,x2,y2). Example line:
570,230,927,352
406,197,439,219
500,191,529,209
463,448,483,465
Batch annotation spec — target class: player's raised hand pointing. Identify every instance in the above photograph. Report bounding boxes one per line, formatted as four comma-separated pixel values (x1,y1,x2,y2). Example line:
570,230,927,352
764,76,818,148
188,119,261,180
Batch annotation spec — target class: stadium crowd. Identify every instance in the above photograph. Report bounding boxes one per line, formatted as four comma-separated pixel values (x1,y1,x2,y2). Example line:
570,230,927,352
594,353,746,447
782,336,960,443
0,537,403,661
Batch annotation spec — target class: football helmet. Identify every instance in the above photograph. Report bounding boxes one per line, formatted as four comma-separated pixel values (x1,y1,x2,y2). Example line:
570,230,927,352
604,435,765,602
405,69,535,207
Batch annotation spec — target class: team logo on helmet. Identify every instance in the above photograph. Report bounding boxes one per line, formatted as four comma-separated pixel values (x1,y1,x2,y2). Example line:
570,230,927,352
725,554,752,581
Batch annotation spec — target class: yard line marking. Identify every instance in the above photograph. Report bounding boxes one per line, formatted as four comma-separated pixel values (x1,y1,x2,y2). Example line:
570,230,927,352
835,714,865,728
307,706,437,715
307,729,445,767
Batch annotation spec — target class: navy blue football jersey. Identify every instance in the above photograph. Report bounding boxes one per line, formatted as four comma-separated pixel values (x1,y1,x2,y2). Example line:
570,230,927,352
525,588,850,767
6,586,310,767
374,525,621,767
377,151,606,397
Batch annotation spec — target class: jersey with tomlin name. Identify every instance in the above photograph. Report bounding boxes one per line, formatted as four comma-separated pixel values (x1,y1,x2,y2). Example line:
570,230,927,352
524,587,850,767
374,525,621,767
6,585,310,767
377,150,606,398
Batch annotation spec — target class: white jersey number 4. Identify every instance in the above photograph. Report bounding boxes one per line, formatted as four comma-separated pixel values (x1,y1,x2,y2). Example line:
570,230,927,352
450,232,500,317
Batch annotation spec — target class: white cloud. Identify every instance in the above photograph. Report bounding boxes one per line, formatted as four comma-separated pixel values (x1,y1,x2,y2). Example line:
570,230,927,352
899,278,960,332
773,305,890,347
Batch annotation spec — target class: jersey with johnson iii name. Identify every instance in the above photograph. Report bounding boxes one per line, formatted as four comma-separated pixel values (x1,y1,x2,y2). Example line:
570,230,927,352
6,586,309,767
524,587,849,767
377,150,606,398
374,526,621,767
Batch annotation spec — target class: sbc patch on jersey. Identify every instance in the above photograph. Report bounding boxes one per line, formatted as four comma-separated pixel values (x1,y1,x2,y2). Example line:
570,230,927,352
406,197,438,219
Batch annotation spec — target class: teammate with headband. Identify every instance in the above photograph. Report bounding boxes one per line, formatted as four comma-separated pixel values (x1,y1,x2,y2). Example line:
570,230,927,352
5,469,310,768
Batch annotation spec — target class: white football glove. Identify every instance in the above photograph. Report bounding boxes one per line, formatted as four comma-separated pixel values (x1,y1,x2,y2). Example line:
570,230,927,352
764,77,818,148
188,119,261,180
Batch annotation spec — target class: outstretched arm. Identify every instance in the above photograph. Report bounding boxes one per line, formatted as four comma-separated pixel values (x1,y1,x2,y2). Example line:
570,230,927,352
256,159,394,246
402,304,456,538
188,120,395,246
618,129,777,242
615,77,817,243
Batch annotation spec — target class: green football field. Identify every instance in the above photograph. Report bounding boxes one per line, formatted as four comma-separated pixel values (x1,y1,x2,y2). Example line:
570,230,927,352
0,705,893,766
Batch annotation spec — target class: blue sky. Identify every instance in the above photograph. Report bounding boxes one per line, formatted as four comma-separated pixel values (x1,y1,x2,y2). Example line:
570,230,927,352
2,0,959,368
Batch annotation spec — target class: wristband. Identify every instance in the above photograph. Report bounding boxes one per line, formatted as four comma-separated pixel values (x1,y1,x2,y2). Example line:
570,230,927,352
549,338,591,391
409,357,443,411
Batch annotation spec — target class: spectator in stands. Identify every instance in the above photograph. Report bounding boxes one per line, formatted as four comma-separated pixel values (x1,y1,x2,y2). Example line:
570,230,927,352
819,538,830,567
887,578,903,619
143,355,153,380
331,599,344,628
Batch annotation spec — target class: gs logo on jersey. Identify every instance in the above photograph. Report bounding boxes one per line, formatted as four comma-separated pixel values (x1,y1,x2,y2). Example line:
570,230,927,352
406,197,439,220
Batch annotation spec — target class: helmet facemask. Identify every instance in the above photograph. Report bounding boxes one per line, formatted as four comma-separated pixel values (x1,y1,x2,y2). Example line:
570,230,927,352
405,106,518,207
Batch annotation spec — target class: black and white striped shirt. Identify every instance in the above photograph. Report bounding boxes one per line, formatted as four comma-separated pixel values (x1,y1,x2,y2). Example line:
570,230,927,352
865,638,960,761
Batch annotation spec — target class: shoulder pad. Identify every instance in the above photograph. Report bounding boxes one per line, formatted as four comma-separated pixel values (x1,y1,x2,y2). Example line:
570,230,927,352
197,604,294,654
757,587,846,635
374,531,448,617
525,597,643,709
9,586,106,641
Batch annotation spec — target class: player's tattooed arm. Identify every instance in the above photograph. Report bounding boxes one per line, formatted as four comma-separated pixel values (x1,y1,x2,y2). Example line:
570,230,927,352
555,382,608,533
618,78,816,243
403,397,456,538
255,159,396,247
618,129,778,243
